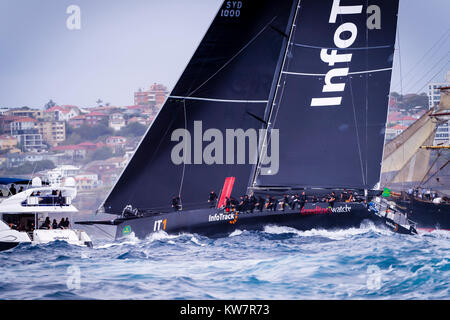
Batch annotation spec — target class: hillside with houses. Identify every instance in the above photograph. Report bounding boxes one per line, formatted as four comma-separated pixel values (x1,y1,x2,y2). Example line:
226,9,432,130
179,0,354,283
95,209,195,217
0,83,168,214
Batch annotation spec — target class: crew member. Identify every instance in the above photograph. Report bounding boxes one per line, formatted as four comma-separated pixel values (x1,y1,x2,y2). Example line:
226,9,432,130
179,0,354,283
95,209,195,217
257,196,265,212
299,192,307,211
270,196,277,211
347,191,354,202
172,196,181,211
265,195,272,210
327,192,336,208
282,195,289,211
208,191,218,208
249,195,257,213
290,194,299,210
340,189,348,201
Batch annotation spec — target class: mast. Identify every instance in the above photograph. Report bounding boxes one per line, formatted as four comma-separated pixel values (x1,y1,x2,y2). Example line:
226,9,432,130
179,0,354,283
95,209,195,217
249,0,301,191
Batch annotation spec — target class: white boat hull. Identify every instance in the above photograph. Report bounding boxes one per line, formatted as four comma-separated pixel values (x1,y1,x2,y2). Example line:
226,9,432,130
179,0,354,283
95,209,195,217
0,222,93,251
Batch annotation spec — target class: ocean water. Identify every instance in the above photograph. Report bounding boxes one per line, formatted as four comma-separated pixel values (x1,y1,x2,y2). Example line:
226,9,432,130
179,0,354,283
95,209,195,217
0,222,449,300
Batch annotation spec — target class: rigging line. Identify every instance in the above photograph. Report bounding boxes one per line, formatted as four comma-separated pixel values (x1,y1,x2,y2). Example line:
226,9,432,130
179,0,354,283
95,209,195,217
178,101,188,206
92,224,115,240
418,149,441,187
414,60,450,94
392,28,450,89
187,15,279,98
397,26,405,191
365,0,368,187
338,10,365,186
422,160,449,187
404,52,450,93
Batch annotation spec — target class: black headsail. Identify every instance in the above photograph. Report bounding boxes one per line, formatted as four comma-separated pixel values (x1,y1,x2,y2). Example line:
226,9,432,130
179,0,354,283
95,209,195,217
254,0,399,190
102,0,297,214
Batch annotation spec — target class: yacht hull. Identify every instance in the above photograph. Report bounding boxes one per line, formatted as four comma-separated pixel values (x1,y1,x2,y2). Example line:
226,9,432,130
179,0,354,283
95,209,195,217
395,197,450,230
0,241,20,251
112,202,384,239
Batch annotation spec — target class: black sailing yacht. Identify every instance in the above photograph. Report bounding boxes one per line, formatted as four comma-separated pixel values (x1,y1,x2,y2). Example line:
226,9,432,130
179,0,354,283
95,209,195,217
78,0,413,239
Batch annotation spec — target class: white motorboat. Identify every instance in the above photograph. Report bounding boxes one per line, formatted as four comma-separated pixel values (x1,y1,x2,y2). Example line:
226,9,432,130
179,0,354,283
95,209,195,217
0,177,92,251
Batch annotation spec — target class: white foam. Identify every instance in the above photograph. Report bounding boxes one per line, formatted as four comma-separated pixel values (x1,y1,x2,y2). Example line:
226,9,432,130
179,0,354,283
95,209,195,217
263,223,387,240
229,229,244,237
190,236,206,246
95,232,140,249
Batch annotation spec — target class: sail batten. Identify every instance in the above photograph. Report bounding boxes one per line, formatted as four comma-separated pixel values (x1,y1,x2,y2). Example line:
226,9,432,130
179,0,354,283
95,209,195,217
168,96,269,104
282,67,392,77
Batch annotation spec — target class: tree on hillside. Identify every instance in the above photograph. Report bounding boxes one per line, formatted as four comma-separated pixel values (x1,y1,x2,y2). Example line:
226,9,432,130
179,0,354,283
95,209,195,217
72,124,114,142
8,160,55,175
88,147,114,161
45,99,56,110
118,122,147,137
390,92,429,111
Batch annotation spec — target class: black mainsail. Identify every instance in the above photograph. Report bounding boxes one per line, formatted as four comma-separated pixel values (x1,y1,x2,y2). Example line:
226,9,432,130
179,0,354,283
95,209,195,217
254,0,399,190
102,0,298,214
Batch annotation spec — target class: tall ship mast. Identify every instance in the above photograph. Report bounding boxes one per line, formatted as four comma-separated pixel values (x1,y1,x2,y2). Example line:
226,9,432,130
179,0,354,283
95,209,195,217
79,0,416,238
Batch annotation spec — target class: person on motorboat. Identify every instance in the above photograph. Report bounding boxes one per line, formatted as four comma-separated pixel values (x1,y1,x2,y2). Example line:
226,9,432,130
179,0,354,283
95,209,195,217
58,218,66,229
9,184,16,196
52,219,58,229
65,217,71,228
40,217,51,229
57,190,64,206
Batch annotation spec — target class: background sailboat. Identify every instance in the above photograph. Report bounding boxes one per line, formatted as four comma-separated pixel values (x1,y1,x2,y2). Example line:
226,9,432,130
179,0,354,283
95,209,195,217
381,86,450,230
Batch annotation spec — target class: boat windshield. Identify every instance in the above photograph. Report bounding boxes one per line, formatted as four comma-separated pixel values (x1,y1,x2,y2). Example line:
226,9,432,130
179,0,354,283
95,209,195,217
24,189,69,207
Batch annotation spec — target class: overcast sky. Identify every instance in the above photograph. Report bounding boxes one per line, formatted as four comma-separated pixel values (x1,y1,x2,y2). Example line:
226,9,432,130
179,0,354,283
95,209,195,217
0,0,449,108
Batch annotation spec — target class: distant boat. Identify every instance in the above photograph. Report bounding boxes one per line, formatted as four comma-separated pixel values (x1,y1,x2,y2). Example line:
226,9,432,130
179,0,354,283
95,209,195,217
78,0,417,238
381,86,450,231
0,177,92,251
